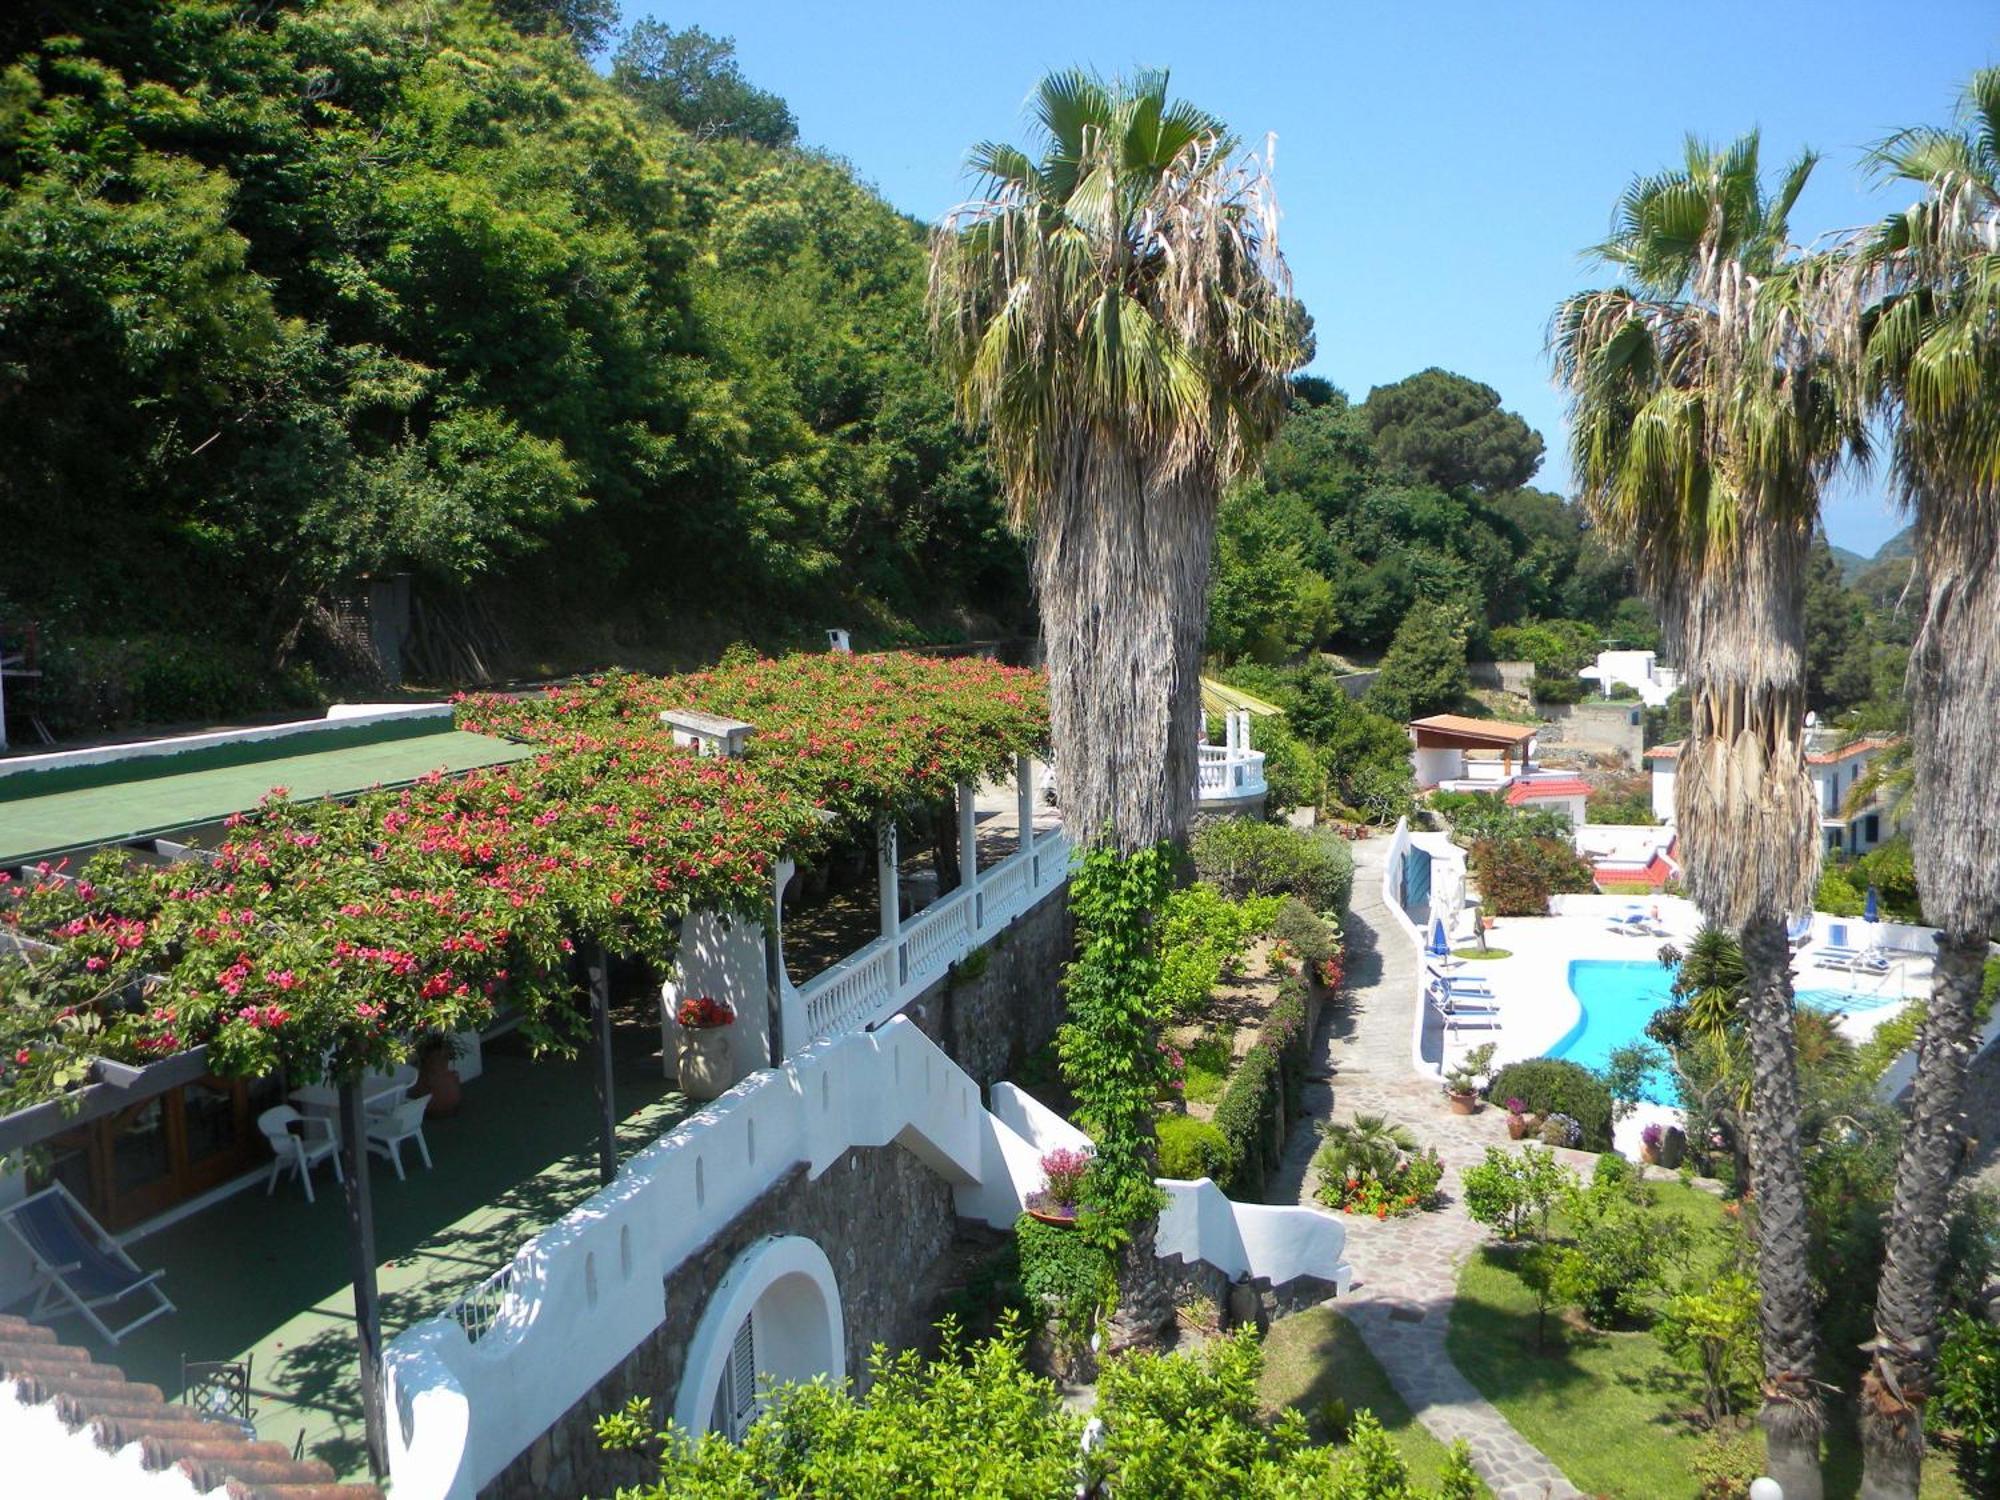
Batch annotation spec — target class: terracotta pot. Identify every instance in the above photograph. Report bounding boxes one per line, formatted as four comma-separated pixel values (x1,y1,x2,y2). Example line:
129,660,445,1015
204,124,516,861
676,1026,732,1101
1506,1114,1528,1140
1641,1145,1661,1166
416,1044,461,1118
1025,1206,1078,1228
1447,1090,1477,1116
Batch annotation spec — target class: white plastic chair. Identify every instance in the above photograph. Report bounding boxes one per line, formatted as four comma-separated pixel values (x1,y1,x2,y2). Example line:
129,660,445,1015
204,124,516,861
365,1095,433,1181
258,1105,342,1203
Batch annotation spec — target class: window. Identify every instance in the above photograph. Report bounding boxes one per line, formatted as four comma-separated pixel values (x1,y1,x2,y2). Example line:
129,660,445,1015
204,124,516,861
712,1311,758,1440
1864,814,1880,846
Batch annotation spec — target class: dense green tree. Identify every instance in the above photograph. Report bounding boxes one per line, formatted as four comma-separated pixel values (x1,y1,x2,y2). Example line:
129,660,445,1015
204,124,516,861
1803,536,1874,715
1366,605,1470,721
0,0,1022,733
1206,490,1336,662
610,19,799,147
1362,367,1545,493
493,0,617,53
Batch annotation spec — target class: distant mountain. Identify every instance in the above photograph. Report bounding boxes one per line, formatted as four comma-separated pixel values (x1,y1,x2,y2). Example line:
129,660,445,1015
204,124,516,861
1836,525,1914,584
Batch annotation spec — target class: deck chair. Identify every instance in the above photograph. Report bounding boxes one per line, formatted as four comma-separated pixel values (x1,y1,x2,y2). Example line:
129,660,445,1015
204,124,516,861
1428,970,1495,999
0,1183,175,1344
1429,985,1499,1016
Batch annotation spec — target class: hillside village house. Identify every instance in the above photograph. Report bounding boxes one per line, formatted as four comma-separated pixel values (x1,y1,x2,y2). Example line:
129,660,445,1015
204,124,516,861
1645,727,1901,853
1406,713,1592,827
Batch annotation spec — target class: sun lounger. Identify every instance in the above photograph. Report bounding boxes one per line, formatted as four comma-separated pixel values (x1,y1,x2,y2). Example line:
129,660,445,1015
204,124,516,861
1429,986,1499,1015
1427,968,1493,994
1814,946,1890,975
0,1183,175,1344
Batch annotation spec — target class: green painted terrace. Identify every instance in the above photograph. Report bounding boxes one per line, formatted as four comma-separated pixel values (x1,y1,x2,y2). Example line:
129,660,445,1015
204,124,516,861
100,1005,687,1482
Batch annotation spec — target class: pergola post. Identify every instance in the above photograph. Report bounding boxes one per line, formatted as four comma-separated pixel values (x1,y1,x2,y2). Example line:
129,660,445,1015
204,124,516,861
765,858,795,1066
337,1078,387,1480
956,781,978,899
1015,754,1035,849
587,940,617,1186
877,820,900,942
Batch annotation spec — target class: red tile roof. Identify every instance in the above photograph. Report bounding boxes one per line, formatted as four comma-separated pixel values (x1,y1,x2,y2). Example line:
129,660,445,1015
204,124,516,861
0,1313,382,1500
1504,776,1592,805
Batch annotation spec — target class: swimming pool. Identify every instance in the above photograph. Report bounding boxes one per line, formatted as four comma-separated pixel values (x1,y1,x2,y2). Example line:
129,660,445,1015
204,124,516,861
1551,959,1907,1105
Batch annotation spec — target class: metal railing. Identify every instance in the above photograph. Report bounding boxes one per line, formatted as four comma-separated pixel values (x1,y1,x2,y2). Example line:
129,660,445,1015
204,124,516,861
450,1261,517,1344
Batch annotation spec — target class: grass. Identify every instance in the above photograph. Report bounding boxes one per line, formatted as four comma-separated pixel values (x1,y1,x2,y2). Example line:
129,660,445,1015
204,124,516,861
1260,1307,1492,1496
1444,1182,1970,1499
1181,1028,1234,1105
1451,947,1512,961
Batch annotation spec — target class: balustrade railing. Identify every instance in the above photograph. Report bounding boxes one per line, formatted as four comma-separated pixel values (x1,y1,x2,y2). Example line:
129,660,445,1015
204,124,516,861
1196,744,1267,799
795,825,1070,1045
451,1261,517,1344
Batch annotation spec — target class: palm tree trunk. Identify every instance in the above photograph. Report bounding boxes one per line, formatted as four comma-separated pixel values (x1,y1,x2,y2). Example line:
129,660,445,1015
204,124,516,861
1032,442,1211,854
1740,910,1825,1500
1857,934,1987,1498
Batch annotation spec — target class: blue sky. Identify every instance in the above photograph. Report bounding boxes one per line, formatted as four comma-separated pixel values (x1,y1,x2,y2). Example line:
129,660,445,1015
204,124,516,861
625,1,1998,556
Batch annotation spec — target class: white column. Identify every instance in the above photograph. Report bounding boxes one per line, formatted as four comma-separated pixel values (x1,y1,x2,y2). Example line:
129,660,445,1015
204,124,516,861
957,781,978,893
877,820,900,941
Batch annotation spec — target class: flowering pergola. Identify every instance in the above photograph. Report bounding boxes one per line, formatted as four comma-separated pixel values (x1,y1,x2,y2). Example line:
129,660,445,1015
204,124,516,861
0,649,1049,1474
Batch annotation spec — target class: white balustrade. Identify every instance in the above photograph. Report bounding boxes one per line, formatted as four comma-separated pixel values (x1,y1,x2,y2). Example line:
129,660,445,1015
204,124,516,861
792,826,1072,1044
1196,744,1267,800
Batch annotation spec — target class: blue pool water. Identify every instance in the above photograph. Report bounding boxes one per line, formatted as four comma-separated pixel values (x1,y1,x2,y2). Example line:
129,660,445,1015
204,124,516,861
1551,960,1904,1105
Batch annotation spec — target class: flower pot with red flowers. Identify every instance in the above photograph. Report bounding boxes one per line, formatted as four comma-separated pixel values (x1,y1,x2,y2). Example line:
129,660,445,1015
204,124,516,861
1024,1145,1091,1226
674,995,736,1101
1504,1098,1530,1139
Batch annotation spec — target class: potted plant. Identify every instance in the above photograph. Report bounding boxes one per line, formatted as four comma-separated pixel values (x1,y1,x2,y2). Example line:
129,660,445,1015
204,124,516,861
1025,1145,1091,1226
415,1033,463,1118
674,994,736,1101
1504,1097,1532,1140
1640,1121,1665,1166
1441,1042,1495,1116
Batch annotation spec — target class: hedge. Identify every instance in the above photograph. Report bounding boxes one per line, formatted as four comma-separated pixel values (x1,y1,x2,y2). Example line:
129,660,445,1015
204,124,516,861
1211,971,1315,1200
1487,1058,1614,1151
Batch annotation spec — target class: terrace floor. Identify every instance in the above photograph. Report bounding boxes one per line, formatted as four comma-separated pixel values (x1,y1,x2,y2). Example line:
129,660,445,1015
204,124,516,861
102,1003,689,1482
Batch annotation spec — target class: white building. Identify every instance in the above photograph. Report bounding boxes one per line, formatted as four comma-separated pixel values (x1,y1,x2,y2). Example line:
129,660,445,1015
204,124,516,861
1407,713,1591,827
1645,730,1900,854
1580,649,1679,708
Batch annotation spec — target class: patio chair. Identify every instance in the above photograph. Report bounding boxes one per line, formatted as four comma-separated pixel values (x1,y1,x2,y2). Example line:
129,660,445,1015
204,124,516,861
0,1183,175,1345
1786,913,1815,951
258,1105,342,1203
181,1354,256,1441
365,1095,433,1182
1428,971,1495,998
1429,986,1499,1016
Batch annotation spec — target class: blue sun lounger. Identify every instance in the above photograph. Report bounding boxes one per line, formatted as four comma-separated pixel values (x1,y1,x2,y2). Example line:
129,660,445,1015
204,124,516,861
1,1183,175,1344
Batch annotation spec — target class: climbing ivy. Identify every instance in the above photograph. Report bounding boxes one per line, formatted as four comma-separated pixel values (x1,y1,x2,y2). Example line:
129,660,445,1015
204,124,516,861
1056,842,1175,1249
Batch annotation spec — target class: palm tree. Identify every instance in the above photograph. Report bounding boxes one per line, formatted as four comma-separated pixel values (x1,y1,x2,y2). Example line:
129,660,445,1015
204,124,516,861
928,69,1303,853
1845,68,2000,1498
1553,134,1863,1500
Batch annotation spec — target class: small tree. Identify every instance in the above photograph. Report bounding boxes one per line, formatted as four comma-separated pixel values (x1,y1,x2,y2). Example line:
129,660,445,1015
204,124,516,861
1658,1272,1763,1427
1367,605,1471,721
1460,1146,1575,1242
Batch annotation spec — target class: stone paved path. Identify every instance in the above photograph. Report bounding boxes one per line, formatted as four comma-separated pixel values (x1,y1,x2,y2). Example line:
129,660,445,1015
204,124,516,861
1272,835,1585,1500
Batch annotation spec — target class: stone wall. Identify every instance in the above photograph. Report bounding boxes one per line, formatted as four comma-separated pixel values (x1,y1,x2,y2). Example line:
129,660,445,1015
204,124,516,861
894,886,1073,1093
478,887,1074,1499
1535,700,1646,765
483,1144,956,1500
1469,659,1535,697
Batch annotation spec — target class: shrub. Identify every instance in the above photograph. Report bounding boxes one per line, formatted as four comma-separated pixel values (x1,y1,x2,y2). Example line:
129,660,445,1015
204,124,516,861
1560,1171,1688,1326
1155,882,1281,1019
1585,777,1656,826
1932,1312,2000,1493
1469,835,1595,916
1190,819,1354,914
1816,867,1866,918
1689,1431,1764,1500
1488,1059,1613,1150
1529,670,1586,704
1270,898,1338,968
1460,1146,1574,1241
1313,1115,1444,1219
1538,1111,1583,1148
1155,1114,1233,1183
1015,1214,1114,1348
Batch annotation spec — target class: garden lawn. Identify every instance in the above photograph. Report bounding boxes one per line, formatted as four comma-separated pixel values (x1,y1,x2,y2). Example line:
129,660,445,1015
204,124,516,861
1260,1307,1491,1497
1445,1182,1969,1499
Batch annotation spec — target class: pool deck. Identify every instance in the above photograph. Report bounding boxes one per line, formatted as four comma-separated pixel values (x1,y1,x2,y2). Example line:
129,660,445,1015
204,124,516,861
1422,893,1933,1155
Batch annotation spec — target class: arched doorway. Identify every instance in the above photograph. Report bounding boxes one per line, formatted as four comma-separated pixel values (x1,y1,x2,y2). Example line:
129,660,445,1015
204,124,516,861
674,1236,844,1439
